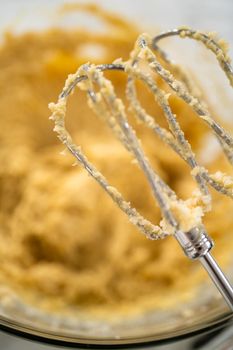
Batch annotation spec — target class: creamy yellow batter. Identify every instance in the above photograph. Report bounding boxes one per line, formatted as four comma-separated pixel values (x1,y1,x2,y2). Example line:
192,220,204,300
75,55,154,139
0,4,232,320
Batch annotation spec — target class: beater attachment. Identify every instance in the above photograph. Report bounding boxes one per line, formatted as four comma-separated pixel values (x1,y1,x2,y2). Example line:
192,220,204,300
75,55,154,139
49,27,233,310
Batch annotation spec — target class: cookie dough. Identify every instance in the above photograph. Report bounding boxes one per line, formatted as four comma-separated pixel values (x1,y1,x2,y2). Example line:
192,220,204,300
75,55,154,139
0,4,232,319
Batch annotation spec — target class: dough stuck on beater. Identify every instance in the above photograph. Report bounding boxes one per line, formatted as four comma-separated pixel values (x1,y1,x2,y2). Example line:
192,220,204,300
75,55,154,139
49,29,233,238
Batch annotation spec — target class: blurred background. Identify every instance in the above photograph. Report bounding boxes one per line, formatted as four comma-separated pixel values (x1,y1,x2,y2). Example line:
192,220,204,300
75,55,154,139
0,0,233,349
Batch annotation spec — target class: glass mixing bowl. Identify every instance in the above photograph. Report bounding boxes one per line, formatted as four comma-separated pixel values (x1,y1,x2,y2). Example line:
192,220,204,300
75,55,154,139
0,1,233,348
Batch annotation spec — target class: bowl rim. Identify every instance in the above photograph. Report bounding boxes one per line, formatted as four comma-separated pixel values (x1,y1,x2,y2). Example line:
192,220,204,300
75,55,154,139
0,311,232,348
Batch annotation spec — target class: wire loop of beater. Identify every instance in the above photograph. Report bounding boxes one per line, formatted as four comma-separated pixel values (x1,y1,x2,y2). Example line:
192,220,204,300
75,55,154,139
49,27,233,310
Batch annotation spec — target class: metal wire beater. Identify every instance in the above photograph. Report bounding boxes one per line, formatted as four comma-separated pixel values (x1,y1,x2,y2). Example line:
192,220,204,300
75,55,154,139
49,27,233,311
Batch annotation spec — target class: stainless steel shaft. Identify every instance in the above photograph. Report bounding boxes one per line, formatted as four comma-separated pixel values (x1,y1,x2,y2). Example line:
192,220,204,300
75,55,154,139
175,227,233,311
200,253,233,311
